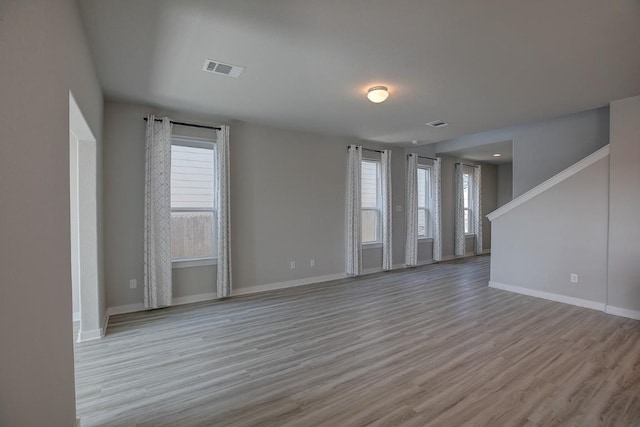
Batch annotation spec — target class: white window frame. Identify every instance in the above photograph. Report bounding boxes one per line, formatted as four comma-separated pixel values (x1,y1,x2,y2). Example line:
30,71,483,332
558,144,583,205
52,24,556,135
463,170,475,236
361,159,382,246
417,165,433,240
170,136,218,268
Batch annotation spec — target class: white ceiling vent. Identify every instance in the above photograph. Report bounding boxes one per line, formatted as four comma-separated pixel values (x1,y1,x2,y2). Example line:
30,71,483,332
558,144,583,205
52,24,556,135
202,59,245,78
426,120,449,128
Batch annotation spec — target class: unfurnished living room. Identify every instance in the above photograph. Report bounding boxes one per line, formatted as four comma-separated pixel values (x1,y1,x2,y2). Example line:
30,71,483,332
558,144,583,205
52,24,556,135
2,1,640,426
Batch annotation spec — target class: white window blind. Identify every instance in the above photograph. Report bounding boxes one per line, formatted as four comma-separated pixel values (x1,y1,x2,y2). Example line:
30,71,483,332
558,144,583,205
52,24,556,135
170,139,217,260
417,167,432,238
361,160,381,243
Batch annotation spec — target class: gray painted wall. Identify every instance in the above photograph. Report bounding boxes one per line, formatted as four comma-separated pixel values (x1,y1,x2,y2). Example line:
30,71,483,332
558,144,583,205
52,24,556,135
104,101,403,308
433,108,609,197
0,0,104,425
104,100,498,309
608,95,640,313
490,157,610,304
497,163,513,208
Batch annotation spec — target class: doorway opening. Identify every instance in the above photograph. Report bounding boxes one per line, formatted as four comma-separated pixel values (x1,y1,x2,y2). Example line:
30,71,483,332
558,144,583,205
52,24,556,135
69,92,102,342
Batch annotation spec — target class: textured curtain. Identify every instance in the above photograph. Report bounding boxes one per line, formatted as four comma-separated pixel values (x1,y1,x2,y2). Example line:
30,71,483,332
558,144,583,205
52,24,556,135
216,125,232,298
346,145,362,276
454,163,465,257
432,158,443,261
473,165,483,254
405,154,418,266
381,150,393,271
144,115,173,308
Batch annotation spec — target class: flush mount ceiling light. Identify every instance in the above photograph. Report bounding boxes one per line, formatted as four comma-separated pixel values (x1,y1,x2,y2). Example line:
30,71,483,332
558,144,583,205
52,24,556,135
367,86,389,103
411,140,419,145
426,120,448,128
493,153,502,157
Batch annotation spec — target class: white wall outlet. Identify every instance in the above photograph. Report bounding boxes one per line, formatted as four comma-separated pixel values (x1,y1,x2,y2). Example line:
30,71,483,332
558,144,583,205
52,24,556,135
129,279,137,289
570,273,579,283
290,261,296,270
310,259,315,267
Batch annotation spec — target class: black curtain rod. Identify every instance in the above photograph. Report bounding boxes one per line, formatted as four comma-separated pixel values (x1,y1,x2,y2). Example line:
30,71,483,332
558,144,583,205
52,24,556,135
407,154,438,161
456,162,480,168
143,117,221,131
347,146,384,154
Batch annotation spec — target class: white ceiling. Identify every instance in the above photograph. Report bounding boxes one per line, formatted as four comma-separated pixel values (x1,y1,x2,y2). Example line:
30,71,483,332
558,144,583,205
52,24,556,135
437,140,513,164
79,0,640,145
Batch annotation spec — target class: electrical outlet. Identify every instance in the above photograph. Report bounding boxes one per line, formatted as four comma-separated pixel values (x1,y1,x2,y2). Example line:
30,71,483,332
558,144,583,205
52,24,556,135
310,259,315,267
290,261,296,270
129,279,137,289
570,273,579,283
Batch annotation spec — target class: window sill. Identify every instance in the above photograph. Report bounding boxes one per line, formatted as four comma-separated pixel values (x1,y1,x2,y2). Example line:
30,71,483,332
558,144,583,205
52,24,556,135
418,237,434,242
362,242,383,249
172,258,217,269
465,234,476,238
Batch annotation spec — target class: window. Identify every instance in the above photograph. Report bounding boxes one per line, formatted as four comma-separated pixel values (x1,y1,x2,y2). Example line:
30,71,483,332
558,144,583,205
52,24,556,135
417,166,432,238
361,159,381,244
463,171,473,234
170,138,217,261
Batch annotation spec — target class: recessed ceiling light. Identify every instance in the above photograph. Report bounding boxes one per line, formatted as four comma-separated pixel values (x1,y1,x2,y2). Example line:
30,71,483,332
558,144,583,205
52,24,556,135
493,153,502,157
411,140,419,145
367,86,389,103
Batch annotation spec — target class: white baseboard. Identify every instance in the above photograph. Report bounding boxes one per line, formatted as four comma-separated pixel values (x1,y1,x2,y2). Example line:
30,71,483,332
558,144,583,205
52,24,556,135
233,272,348,297
107,292,218,318
101,310,109,336
172,292,216,306
362,263,408,275
488,281,606,311
489,281,640,321
439,252,477,262
103,255,501,328
605,305,640,321
77,327,102,342
76,310,110,343
404,259,437,268
107,303,146,317
108,273,352,316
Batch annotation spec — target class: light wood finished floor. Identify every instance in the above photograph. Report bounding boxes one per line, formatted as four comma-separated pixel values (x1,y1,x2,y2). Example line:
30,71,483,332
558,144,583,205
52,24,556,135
74,256,640,426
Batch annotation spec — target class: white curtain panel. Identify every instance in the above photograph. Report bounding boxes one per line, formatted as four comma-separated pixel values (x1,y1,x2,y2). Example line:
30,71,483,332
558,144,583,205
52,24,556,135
405,154,418,266
381,150,393,271
454,163,465,257
144,115,173,308
346,145,362,276
473,165,483,254
431,158,443,261
216,125,232,298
